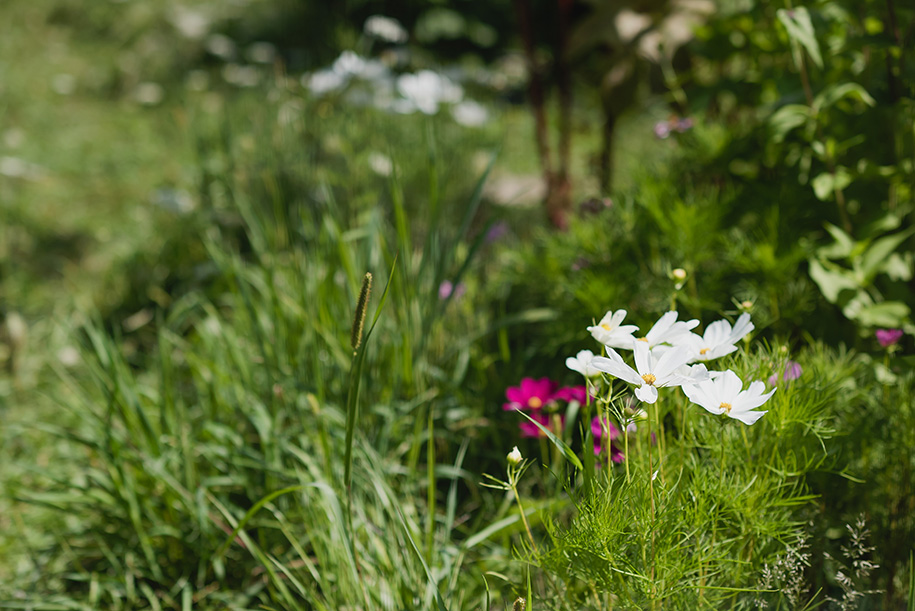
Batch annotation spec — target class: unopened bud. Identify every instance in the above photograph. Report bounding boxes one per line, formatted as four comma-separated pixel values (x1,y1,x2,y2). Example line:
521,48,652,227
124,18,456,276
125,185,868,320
513,597,526,611
672,268,687,282
740,300,753,311
507,446,523,466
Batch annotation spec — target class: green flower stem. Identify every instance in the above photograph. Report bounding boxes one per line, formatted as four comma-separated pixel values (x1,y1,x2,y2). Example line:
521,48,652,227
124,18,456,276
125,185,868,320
509,468,538,554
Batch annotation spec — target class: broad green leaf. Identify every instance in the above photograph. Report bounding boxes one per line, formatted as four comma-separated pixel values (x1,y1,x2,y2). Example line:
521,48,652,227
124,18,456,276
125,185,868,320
884,252,914,281
814,83,876,112
809,258,858,302
852,301,910,327
768,104,810,142
819,223,855,259
777,7,823,69
860,226,915,282
811,169,852,201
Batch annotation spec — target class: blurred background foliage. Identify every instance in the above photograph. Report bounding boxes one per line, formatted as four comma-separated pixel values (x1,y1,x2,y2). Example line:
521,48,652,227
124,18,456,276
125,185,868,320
0,0,913,608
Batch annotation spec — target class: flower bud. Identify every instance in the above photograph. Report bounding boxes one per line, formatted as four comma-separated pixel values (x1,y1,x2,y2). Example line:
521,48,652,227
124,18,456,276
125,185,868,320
672,268,687,282
507,446,523,466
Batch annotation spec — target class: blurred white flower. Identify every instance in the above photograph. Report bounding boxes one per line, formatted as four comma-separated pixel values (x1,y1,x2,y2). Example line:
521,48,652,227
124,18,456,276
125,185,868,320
451,100,489,127
333,50,367,77
222,64,260,88
304,69,346,95
0,156,44,180
134,82,164,105
171,7,210,40
587,310,639,350
368,152,393,177
3,128,25,149
246,42,276,64
566,349,601,378
397,70,462,115
682,369,774,425
364,15,408,43
205,34,236,60
52,73,76,95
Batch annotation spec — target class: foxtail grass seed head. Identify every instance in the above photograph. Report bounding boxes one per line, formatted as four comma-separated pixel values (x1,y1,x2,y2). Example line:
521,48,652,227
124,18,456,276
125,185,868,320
350,272,373,352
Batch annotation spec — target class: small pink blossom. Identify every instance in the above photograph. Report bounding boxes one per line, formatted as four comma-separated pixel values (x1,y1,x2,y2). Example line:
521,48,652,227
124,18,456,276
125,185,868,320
519,413,564,438
438,280,466,300
554,385,590,404
876,328,903,348
591,416,624,463
768,360,802,386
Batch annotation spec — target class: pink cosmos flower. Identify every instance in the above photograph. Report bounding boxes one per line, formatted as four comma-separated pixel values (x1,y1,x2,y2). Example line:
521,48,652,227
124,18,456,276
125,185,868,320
876,329,903,348
591,416,624,463
519,412,564,438
768,360,802,386
503,377,558,411
554,385,590,404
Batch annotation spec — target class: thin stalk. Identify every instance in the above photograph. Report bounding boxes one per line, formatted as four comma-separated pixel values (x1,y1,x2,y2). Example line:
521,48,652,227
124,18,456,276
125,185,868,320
646,405,657,604
426,403,436,561
510,478,539,554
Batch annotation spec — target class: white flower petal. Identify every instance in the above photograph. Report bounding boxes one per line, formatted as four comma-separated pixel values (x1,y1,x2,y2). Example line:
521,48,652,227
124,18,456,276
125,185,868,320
634,384,658,403
730,409,767,425
591,355,643,386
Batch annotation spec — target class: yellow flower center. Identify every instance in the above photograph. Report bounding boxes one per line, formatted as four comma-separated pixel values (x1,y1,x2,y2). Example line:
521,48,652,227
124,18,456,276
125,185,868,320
528,397,542,409
638,337,649,342
601,323,613,331
719,402,732,413
641,374,657,386
699,348,710,355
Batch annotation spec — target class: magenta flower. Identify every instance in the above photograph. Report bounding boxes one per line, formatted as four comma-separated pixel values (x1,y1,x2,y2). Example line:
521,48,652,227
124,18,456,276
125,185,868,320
591,416,624,463
876,329,904,348
503,377,558,411
768,360,802,386
554,385,590,404
439,280,466,300
519,412,564,438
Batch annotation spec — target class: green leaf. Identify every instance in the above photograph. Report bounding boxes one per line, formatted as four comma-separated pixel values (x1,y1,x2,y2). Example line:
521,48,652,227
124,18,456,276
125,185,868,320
811,169,852,201
851,301,910,327
395,505,451,611
860,226,915,283
517,411,583,471
809,258,859,302
777,7,823,69
768,104,811,142
813,83,876,112
819,223,855,259
884,252,914,281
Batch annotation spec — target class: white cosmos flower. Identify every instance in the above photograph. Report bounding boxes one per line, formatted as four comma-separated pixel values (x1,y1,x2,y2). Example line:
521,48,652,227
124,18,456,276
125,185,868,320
566,349,601,377
364,15,409,43
591,341,708,404
680,313,755,362
638,311,700,348
682,369,774,425
587,309,639,349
